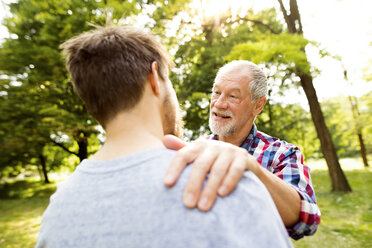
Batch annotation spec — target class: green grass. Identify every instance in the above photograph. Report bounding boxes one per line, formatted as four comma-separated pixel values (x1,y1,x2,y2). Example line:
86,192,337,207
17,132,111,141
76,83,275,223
0,158,371,247
292,169,372,247
0,180,58,248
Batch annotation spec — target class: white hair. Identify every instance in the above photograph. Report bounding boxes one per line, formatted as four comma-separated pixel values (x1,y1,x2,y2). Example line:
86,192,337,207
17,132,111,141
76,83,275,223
216,60,267,102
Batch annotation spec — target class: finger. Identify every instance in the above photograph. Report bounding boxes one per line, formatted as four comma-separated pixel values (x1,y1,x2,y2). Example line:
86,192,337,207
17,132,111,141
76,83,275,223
217,155,246,197
183,148,220,208
197,153,234,211
163,142,201,187
163,135,187,151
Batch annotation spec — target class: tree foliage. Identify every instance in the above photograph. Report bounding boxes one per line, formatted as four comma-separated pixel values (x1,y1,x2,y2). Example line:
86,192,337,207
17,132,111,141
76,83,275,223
0,0,369,182
322,93,372,159
171,8,284,138
227,33,311,74
0,0,190,180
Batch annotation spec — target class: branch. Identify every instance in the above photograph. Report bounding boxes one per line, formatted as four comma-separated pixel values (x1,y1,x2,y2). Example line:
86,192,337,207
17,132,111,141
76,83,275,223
277,0,296,33
289,0,303,34
50,138,79,157
277,0,290,27
238,18,280,34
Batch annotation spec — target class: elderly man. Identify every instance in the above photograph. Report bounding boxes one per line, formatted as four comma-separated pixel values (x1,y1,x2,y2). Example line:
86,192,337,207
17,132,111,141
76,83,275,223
35,27,292,247
164,60,321,240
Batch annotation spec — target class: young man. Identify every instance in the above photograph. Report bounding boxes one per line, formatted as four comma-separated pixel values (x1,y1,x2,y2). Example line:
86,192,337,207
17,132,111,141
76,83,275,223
35,26,292,247
163,61,321,240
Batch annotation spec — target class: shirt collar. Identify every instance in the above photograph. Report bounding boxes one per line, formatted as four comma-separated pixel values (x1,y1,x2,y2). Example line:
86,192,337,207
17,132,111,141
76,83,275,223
240,124,257,149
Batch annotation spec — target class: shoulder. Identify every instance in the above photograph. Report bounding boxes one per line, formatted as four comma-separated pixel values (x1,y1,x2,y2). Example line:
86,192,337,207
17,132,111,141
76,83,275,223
37,148,291,247
256,130,300,153
255,129,280,145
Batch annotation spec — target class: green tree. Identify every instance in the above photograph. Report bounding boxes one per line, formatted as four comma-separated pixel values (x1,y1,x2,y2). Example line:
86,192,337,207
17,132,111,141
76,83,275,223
321,92,372,163
343,70,369,167
275,0,351,191
169,1,351,191
226,0,351,191
171,8,283,139
0,0,192,181
256,101,319,160
321,96,358,157
0,0,105,182
359,91,372,156
0,76,52,182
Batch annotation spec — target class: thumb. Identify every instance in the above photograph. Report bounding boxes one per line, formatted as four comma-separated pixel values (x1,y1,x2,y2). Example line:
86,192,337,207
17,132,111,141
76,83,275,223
163,135,187,151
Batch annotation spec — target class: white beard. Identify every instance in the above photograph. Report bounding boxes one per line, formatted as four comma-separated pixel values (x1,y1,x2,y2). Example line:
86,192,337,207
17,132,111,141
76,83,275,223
209,108,236,136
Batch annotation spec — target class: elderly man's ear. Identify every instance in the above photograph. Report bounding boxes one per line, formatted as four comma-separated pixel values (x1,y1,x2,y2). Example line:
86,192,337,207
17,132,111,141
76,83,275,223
253,97,266,115
149,61,160,96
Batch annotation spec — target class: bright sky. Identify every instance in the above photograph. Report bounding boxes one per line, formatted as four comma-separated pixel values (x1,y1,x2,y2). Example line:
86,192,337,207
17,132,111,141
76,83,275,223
299,0,372,100
1,0,371,104
192,0,372,103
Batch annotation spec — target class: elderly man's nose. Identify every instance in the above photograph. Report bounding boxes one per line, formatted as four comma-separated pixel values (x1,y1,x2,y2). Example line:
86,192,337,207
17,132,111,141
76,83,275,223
214,96,227,109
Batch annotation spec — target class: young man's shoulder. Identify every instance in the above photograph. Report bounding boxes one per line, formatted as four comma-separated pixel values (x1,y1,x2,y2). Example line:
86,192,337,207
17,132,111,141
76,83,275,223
36,147,292,248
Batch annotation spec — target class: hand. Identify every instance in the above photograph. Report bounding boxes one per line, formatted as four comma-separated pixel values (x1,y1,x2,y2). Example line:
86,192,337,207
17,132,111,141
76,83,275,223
163,135,259,212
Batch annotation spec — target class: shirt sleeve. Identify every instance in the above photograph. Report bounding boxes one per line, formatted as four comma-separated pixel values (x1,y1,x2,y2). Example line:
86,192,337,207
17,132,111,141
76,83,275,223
271,143,321,240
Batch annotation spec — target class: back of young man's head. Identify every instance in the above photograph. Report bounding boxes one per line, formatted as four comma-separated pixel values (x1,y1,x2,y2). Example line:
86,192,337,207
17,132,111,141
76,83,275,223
60,26,173,127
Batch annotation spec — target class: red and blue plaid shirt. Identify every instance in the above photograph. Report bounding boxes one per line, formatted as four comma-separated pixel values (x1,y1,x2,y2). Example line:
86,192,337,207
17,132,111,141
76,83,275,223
208,124,321,240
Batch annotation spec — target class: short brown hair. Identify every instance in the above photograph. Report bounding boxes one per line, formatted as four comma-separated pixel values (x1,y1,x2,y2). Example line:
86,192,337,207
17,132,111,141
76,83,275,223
60,26,174,127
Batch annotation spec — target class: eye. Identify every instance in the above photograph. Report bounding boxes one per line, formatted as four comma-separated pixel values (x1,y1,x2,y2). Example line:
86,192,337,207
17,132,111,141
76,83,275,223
213,90,221,95
230,95,237,99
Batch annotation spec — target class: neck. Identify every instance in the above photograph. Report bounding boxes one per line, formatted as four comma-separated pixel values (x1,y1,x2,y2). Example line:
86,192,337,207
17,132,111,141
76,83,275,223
90,100,165,161
218,121,254,146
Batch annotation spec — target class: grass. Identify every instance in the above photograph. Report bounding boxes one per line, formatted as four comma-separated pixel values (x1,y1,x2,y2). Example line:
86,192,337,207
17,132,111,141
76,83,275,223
0,180,58,248
0,158,371,247
293,169,372,247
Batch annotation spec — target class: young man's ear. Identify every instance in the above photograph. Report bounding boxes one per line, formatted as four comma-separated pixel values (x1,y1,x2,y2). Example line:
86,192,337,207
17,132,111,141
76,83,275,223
149,61,160,96
253,96,266,115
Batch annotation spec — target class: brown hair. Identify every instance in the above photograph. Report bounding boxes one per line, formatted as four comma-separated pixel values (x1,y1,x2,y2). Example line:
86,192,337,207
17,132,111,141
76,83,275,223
60,25,174,127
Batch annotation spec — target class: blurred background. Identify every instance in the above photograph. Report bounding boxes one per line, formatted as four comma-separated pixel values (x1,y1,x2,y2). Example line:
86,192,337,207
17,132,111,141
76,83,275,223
0,0,371,247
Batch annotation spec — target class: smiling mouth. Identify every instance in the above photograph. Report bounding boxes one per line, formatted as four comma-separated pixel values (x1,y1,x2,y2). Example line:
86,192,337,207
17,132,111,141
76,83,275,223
213,112,231,119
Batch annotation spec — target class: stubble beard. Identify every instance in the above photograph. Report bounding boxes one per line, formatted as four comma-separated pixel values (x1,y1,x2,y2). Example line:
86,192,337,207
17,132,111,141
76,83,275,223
163,95,184,139
209,108,236,136
172,104,184,138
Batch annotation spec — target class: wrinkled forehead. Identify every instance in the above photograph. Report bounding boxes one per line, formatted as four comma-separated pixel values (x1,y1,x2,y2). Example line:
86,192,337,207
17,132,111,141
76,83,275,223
214,67,251,89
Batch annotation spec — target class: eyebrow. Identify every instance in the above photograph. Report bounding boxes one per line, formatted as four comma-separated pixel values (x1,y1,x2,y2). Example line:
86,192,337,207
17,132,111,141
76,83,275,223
230,88,241,93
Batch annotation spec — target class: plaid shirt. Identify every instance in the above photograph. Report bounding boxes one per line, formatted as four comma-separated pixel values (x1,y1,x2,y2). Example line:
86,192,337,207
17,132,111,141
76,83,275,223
209,124,321,240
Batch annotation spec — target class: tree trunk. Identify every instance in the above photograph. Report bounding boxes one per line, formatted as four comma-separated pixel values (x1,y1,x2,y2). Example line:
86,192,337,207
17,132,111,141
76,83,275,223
348,96,369,167
300,75,351,191
39,154,50,184
357,132,369,167
345,69,369,167
77,131,88,162
36,162,43,181
50,131,89,162
278,0,352,191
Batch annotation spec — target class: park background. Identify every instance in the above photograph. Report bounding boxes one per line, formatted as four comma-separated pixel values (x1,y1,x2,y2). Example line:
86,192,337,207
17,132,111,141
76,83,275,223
0,0,371,247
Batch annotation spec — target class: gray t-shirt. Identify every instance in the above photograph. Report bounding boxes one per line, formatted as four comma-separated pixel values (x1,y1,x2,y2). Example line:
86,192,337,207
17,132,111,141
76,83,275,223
36,148,292,248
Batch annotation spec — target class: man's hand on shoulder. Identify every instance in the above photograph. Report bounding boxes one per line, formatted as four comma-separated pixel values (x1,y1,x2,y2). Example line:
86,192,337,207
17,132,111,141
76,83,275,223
163,135,259,212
